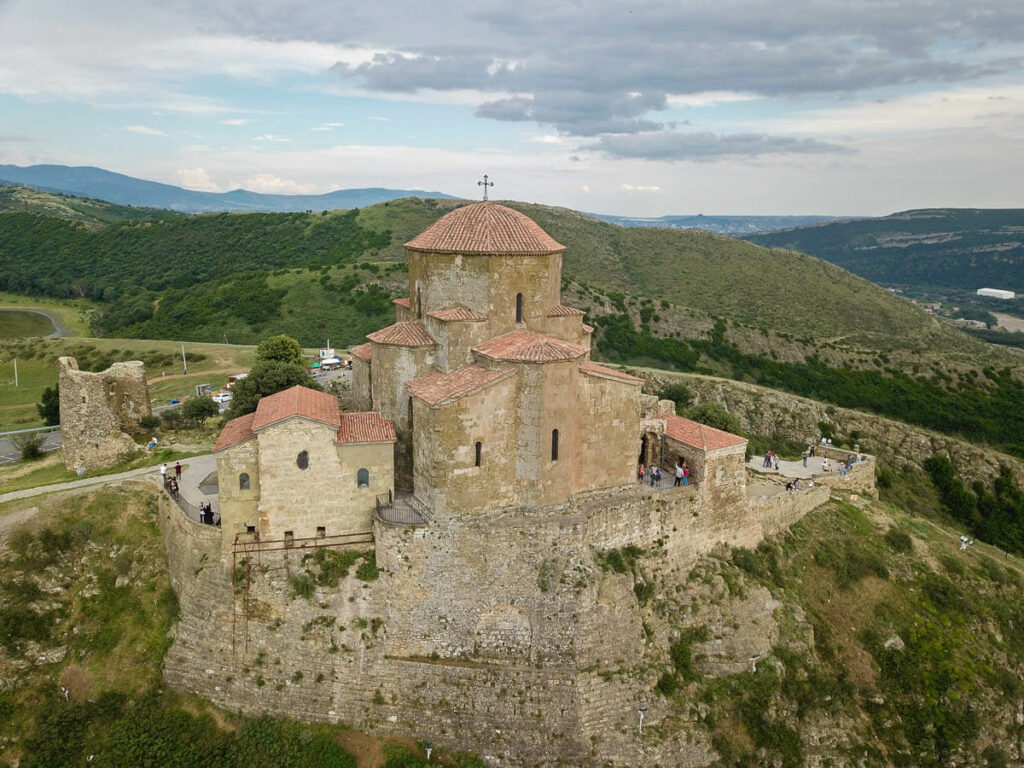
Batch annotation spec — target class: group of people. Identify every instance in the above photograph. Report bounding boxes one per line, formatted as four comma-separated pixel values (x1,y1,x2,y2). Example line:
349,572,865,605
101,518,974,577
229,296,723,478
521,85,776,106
762,451,781,471
636,460,690,488
784,478,814,492
800,445,817,467
819,454,855,478
159,461,218,526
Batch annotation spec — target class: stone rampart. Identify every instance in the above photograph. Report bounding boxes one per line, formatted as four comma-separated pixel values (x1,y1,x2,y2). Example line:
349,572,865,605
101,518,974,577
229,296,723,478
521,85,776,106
158,471,834,765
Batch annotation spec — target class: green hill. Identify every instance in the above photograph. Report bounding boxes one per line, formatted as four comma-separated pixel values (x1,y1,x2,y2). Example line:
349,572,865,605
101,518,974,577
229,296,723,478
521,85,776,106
0,183,179,229
744,208,1024,293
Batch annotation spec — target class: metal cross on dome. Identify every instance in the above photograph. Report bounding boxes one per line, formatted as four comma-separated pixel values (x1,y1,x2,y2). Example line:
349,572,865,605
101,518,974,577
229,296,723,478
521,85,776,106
478,174,494,201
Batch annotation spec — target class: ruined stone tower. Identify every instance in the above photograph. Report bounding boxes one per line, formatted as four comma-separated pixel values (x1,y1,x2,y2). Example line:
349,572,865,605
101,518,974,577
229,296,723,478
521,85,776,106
58,356,150,472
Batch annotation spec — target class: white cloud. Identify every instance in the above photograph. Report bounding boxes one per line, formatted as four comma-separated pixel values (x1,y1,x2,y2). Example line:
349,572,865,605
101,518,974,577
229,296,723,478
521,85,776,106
368,116,390,122
666,91,760,108
253,134,291,142
620,184,661,192
221,118,249,126
531,134,565,144
311,122,345,131
126,124,168,136
240,173,316,194
177,167,220,191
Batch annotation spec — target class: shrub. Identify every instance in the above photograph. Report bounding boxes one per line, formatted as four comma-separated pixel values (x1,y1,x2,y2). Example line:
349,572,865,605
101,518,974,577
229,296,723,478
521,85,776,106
655,672,678,696
182,396,219,422
884,529,913,554
656,383,693,413
138,415,161,430
13,432,46,460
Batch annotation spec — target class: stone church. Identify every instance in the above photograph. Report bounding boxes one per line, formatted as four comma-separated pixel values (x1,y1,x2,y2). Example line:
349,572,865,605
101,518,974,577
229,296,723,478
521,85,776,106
173,200,841,766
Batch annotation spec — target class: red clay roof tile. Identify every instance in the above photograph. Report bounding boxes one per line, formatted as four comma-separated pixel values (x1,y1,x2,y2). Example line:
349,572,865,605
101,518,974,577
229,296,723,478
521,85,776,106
349,343,372,362
659,412,747,451
393,297,411,308
367,321,436,347
406,365,514,406
582,323,594,334
580,361,643,384
213,412,256,452
547,304,585,317
405,202,564,255
474,330,588,363
251,386,341,431
337,412,396,444
427,306,488,322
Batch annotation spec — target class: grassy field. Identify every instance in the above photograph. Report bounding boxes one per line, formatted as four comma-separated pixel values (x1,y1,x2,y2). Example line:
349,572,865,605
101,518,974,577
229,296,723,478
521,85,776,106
0,337,256,432
0,310,55,338
0,291,94,336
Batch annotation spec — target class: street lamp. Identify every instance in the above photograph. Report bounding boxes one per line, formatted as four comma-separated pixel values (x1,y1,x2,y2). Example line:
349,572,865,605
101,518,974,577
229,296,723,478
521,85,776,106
638,706,648,735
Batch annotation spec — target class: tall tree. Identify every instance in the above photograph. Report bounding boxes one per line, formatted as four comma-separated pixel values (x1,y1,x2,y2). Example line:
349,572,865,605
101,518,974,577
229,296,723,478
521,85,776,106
225,335,318,419
37,385,59,426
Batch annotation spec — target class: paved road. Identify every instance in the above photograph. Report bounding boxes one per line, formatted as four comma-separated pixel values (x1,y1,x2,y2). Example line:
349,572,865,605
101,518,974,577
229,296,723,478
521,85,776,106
0,454,214,507
0,430,62,464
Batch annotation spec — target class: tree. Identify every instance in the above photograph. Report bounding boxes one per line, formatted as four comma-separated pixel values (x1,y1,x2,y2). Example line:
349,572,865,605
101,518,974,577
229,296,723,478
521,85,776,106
37,385,60,426
13,432,45,460
255,334,305,366
182,396,219,423
686,402,743,436
226,359,318,419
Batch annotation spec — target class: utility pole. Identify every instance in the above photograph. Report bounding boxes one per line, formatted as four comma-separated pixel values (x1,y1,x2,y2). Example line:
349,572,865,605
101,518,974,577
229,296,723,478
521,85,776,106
13,357,18,387
181,342,187,374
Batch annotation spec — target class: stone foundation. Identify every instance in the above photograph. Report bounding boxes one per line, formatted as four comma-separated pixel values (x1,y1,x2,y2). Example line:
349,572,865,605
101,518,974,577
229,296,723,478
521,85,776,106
157,469,838,766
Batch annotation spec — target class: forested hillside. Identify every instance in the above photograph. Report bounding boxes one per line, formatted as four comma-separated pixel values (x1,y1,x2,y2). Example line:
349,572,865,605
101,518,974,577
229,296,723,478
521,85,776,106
745,208,1024,293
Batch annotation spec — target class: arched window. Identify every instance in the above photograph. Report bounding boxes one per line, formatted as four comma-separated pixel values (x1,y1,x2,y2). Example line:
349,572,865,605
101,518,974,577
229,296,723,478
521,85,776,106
515,293,524,323
296,450,309,470
357,468,370,487
239,472,250,491
475,441,482,467
551,429,559,461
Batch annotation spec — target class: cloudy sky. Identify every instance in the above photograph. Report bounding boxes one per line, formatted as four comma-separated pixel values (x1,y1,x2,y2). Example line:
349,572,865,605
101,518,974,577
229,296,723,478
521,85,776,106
1,0,1023,216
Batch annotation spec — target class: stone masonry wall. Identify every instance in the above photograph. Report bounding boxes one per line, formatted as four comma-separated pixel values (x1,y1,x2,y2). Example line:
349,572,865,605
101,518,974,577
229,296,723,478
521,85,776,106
160,468,833,766
58,356,151,472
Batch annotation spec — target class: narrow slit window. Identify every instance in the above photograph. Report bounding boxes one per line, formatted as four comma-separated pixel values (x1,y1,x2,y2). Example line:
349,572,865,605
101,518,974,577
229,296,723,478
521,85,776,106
239,472,250,491
515,293,524,323
551,429,559,461
475,441,482,467
284,530,294,548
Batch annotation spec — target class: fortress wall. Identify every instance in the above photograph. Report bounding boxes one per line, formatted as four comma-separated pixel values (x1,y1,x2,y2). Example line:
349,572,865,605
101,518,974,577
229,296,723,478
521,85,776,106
814,456,878,497
749,485,832,538
58,356,151,472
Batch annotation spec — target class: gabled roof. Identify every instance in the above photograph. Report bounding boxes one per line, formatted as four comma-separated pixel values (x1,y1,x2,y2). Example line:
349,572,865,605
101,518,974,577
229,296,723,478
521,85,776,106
350,342,372,362
582,323,594,334
580,361,643,385
474,330,588,363
405,202,564,255
252,385,341,431
406,365,514,406
393,297,411,309
427,306,488,322
367,321,436,347
337,412,396,444
659,412,747,451
213,412,256,453
547,304,585,317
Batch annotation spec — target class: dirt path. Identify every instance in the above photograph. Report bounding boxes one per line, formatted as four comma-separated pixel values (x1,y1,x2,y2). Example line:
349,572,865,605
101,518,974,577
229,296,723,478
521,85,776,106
993,312,1024,333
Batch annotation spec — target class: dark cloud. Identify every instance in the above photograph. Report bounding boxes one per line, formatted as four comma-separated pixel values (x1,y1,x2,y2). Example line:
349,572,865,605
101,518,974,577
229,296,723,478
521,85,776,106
581,131,852,161
189,0,1024,137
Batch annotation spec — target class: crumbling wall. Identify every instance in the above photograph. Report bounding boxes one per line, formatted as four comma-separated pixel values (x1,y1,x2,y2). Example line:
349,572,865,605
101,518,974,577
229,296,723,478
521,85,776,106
58,356,151,472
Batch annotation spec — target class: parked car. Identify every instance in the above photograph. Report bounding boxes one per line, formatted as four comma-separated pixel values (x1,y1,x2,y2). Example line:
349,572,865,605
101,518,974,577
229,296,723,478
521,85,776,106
212,392,233,404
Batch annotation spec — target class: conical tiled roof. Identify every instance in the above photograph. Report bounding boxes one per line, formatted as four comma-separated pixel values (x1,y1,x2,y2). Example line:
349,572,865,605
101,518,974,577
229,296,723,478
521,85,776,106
405,202,564,255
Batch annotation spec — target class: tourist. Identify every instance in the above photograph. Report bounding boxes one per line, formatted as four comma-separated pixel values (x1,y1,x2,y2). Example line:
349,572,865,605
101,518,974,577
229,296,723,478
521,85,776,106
683,465,690,486
160,463,167,482
650,466,657,487
638,463,645,483
802,450,808,468
175,461,182,480
785,481,793,492
807,479,814,489
763,451,771,469
654,466,662,487
822,457,830,472
794,478,801,490
674,463,683,487
773,453,780,471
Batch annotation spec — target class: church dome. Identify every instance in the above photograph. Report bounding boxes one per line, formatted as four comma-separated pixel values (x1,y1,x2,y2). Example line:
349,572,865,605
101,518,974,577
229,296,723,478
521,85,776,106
405,202,564,256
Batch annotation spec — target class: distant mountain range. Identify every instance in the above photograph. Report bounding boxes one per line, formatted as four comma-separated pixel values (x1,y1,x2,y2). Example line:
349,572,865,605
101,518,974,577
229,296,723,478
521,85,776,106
744,208,1024,293
588,212,851,234
1,164,845,233
0,164,457,214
